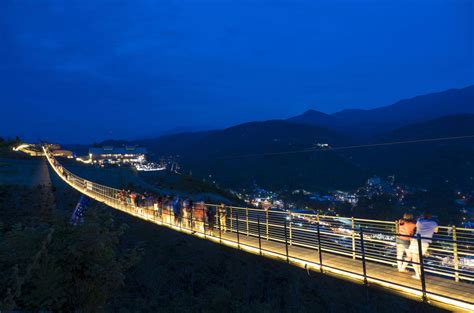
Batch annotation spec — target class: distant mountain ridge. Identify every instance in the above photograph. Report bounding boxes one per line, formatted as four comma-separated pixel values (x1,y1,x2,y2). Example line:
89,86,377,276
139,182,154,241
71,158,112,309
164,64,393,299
87,85,474,191
379,114,474,141
130,120,364,190
96,85,474,147
135,120,349,158
288,85,474,138
348,113,474,189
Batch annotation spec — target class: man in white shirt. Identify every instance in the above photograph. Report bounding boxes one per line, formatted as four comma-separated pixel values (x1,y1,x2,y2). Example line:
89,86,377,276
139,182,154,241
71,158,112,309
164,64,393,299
406,213,438,280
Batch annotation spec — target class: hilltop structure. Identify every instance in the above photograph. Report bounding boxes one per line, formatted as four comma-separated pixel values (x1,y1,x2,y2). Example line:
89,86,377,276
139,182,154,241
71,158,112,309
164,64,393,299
88,146,147,165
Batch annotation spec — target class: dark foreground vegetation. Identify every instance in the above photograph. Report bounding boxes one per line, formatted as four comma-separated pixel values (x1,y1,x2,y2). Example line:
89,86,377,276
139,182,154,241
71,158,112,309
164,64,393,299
0,185,142,312
0,137,22,158
0,183,447,312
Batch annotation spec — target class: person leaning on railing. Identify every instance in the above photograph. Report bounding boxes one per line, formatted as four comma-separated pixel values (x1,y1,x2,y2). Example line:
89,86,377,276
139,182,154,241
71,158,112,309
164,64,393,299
396,213,416,272
400,212,439,280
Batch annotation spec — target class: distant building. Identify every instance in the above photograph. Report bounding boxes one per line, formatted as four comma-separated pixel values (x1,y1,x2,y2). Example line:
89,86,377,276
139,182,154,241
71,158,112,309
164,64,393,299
48,144,73,158
89,146,147,165
52,149,74,158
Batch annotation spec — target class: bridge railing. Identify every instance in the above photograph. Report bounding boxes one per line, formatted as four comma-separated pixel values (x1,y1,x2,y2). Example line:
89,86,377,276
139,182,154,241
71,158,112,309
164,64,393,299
206,204,474,281
43,146,474,308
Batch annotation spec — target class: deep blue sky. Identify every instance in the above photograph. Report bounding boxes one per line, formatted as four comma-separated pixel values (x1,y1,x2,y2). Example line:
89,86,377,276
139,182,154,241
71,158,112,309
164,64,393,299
1,0,473,143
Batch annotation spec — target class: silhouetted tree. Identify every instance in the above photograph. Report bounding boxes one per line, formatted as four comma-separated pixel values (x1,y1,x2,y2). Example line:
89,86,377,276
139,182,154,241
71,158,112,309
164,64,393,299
0,186,142,312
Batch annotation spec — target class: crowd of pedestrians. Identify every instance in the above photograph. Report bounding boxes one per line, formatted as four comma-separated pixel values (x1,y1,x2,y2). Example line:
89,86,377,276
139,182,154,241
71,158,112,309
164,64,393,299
117,189,227,235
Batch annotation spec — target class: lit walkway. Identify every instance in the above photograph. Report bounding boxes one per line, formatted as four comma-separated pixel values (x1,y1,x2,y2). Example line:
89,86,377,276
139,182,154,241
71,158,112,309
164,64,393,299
42,146,474,312
219,231,474,307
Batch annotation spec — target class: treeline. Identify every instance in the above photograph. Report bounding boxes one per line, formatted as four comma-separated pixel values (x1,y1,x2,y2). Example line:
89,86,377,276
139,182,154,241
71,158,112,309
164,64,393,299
0,184,142,312
0,136,21,147
0,136,22,158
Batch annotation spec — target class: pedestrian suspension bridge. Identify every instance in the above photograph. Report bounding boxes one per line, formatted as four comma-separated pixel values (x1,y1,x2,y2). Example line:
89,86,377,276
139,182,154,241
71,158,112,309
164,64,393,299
42,146,474,312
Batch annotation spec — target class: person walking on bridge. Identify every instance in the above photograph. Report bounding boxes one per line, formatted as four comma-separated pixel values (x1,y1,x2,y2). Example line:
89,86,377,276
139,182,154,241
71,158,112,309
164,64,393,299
206,204,216,236
193,201,205,233
182,198,189,228
130,192,137,207
218,203,227,232
163,196,173,224
188,199,194,229
396,213,416,272
155,196,163,219
173,197,182,226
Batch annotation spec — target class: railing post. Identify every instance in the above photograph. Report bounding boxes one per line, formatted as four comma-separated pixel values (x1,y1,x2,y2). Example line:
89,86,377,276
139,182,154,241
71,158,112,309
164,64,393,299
203,206,207,240
218,208,222,244
223,206,228,232
257,215,262,256
236,211,240,249
179,207,182,231
352,217,356,260
359,228,368,286
189,205,194,232
452,226,459,282
246,208,249,236
284,220,289,263
417,234,427,302
190,204,193,232
266,209,269,240
317,222,323,273
395,220,400,266
230,207,233,232
289,212,293,246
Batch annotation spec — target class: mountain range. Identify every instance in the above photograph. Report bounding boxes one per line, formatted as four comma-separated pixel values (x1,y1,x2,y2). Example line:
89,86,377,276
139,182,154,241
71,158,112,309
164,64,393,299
288,85,474,138
92,85,474,191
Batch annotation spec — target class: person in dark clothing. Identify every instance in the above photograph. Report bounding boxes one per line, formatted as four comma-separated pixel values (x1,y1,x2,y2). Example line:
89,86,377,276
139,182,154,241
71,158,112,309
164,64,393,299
188,199,194,229
155,196,163,218
173,197,181,225
206,205,216,235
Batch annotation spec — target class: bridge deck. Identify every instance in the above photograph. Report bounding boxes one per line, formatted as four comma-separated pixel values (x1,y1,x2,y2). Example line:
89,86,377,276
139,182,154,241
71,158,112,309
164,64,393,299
217,231,474,306
42,147,474,312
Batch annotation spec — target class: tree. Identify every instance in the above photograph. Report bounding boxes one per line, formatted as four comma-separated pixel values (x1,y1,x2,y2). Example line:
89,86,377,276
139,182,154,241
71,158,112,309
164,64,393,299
0,185,142,312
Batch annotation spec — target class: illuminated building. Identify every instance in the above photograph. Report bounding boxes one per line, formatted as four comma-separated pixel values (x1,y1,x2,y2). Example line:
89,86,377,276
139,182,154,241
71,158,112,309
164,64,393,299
89,146,147,165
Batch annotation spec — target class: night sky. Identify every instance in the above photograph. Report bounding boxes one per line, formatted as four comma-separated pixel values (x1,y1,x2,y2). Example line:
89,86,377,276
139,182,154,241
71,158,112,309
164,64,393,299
1,0,472,143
